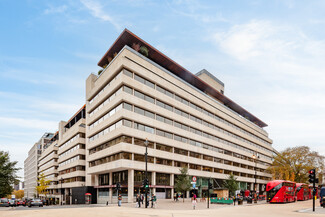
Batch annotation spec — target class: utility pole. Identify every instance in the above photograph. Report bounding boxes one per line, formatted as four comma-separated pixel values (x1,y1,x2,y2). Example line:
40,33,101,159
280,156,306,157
308,169,318,212
144,139,148,208
208,179,213,209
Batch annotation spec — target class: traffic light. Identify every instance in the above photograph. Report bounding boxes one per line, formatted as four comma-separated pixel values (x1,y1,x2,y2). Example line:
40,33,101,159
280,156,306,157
142,178,149,189
116,182,121,191
208,180,213,190
309,169,315,183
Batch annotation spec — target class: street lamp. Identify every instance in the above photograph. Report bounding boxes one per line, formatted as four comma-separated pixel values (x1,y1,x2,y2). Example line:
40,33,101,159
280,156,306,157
144,139,148,208
60,177,63,205
252,153,259,203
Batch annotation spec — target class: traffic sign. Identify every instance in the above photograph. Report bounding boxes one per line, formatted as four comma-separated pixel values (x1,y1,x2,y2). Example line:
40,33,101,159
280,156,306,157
191,182,196,184
193,184,196,188
192,176,197,182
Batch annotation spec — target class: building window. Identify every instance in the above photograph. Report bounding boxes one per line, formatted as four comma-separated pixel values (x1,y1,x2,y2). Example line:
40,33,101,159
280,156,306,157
156,173,170,185
99,173,109,185
113,170,128,185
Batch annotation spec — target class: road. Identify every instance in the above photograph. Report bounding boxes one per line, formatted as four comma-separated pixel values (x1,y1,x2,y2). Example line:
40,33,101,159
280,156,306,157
0,199,324,217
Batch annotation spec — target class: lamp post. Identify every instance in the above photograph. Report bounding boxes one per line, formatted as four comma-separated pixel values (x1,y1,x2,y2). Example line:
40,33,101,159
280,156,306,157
144,139,148,208
252,153,259,203
60,177,63,205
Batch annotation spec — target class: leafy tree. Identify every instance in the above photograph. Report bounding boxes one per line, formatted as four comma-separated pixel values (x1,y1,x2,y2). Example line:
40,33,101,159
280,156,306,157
174,167,191,202
267,146,324,183
35,173,51,197
13,190,24,199
0,151,20,198
223,174,239,197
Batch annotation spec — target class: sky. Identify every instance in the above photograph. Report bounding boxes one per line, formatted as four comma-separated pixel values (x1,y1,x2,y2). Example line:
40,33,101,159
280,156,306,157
1,0,325,180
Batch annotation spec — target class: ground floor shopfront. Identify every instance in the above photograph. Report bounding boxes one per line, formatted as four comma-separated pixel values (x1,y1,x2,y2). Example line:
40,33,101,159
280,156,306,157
92,169,266,204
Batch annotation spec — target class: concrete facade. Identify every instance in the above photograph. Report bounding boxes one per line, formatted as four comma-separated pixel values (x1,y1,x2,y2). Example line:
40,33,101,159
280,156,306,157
85,30,274,204
24,133,53,198
24,29,274,204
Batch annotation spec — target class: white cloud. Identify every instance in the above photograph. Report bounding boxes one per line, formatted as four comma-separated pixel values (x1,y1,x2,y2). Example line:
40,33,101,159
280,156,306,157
44,5,68,15
0,117,57,130
209,20,325,153
80,0,121,31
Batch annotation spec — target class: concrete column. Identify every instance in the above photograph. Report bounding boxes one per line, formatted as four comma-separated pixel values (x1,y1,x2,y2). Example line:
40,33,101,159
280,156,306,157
152,172,156,194
128,169,134,203
170,174,174,200
109,172,113,203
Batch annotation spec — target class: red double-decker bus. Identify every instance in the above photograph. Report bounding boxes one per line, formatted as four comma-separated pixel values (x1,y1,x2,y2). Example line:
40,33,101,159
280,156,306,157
296,183,309,201
309,185,313,200
266,180,296,203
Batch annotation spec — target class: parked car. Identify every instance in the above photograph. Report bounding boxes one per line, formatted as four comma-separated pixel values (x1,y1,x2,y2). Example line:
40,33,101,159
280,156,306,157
8,199,17,207
28,199,43,207
0,198,9,207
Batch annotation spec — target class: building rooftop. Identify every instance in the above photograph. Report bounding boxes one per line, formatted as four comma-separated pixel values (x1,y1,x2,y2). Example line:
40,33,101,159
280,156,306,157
98,29,267,128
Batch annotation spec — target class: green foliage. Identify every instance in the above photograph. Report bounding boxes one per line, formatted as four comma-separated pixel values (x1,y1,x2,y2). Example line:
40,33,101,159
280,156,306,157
139,46,149,57
0,151,20,198
223,174,239,197
36,173,51,196
267,146,325,183
174,167,191,202
98,69,103,75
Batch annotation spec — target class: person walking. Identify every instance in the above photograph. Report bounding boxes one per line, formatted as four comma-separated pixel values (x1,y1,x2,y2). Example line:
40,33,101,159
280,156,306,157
174,193,176,202
176,193,179,202
192,196,197,210
118,194,122,207
151,194,157,208
233,195,236,206
141,194,144,205
136,194,141,208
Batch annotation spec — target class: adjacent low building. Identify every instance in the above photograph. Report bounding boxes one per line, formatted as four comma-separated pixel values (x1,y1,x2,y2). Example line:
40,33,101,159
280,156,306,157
24,133,53,198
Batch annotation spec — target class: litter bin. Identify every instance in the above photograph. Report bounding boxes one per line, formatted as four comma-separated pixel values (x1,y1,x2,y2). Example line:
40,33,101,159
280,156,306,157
238,198,243,205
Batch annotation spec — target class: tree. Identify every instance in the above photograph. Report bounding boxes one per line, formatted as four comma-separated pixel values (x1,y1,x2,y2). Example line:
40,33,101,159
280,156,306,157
223,174,239,197
267,146,325,183
174,167,191,202
13,190,24,199
0,151,20,198
35,173,51,197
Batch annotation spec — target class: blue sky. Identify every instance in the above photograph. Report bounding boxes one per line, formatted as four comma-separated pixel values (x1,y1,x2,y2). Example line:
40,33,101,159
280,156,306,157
1,0,325,179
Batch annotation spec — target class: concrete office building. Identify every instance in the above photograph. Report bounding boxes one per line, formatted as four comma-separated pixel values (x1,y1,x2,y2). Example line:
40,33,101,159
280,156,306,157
38,132,60,203
57,105,96,204
85,29,274,203
24,133,53,198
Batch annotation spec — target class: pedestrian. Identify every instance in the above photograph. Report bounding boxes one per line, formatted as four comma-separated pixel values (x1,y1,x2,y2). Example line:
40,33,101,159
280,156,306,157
192,196,197,210
136,194,141,208
141,194,144,205
118,194,122,207
174,192,176,201
233,195,236,206
176,193,179,202
151,194,157,208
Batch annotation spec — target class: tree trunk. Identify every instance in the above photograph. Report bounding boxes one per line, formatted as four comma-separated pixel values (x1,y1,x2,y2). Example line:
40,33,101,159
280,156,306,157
183,191,185,203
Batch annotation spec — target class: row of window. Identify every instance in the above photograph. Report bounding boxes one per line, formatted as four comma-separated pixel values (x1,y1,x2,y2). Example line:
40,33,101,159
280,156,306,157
58,144,85,159
89,152,270,180
59,133,84,150
89,85,123,117
40,166,57,174
123,86,272,159
39,159,57,171
89,120,123,142
89,70,122,105
89,103,122,130
58,155,85,167
122,102,271,163
61,176,85,184
59,166,86,175
89,152,132,167
129,102,271,160
88,135,268,172
39,150,57,165
125,68,270,146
